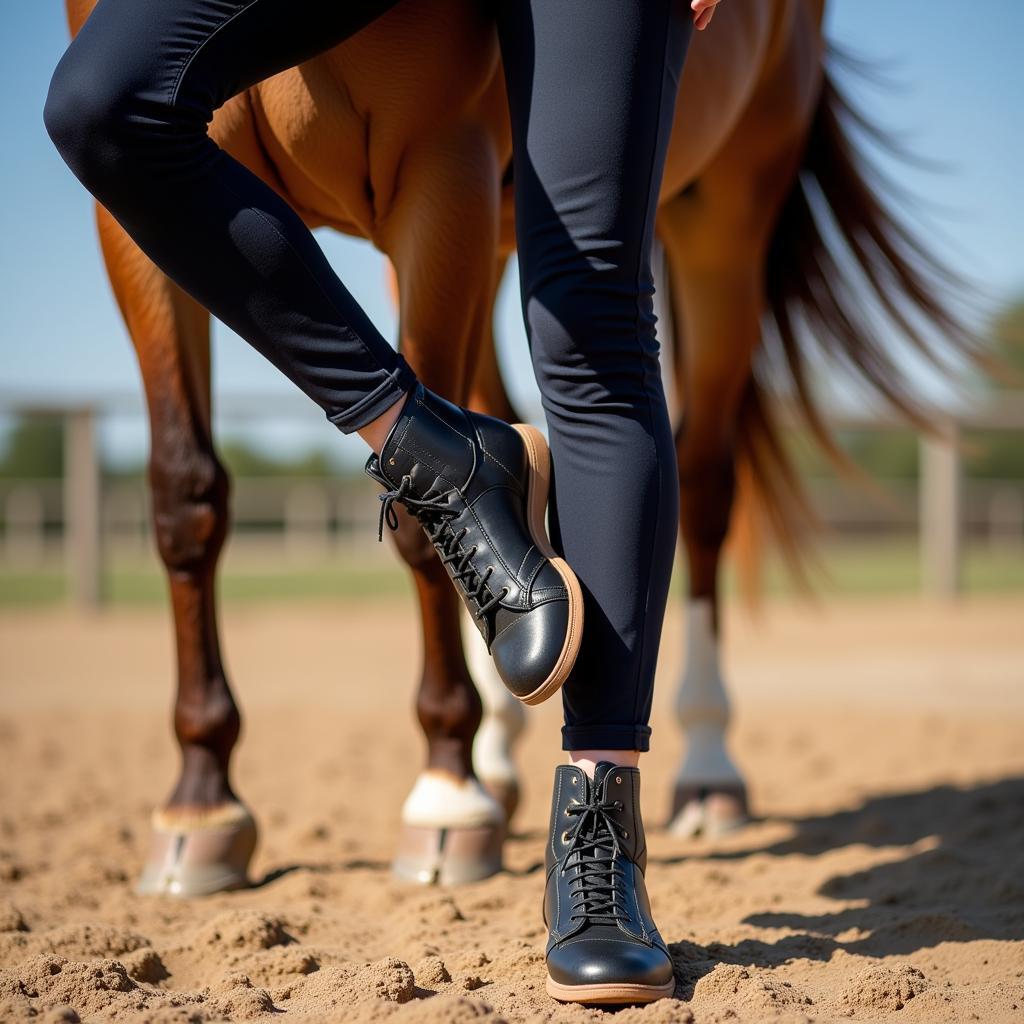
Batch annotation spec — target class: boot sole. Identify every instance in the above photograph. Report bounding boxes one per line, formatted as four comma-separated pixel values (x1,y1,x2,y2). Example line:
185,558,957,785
545,976,676,1005
511,423,584,707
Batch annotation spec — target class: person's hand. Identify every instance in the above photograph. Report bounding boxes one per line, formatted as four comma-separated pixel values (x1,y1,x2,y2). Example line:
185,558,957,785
691,0,723,31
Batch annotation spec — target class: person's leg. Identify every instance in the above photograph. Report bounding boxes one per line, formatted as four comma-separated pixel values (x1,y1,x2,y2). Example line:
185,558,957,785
44,0,412,437
497,1,688,758
496,0,691,1004
44,0,582,700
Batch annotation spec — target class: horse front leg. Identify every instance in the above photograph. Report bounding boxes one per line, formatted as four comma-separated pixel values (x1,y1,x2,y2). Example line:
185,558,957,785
463,252,527,825
96,207,256,894
382,128,507,884
387,517,504,884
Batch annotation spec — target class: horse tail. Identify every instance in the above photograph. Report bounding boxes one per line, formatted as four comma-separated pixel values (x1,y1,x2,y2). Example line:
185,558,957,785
731,53,989,595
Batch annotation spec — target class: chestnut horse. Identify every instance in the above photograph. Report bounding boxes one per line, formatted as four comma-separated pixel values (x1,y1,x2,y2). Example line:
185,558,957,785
61,0,976,891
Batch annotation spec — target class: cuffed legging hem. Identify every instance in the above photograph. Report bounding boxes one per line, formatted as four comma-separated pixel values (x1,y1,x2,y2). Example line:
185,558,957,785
561,724,652,753
326,359,418,434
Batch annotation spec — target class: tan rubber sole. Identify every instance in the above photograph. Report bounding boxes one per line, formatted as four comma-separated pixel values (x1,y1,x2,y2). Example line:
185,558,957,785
545,975,676,1005
511,423,584,707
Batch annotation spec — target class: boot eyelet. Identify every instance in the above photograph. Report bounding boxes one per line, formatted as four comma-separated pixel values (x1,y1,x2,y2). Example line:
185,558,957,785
571,778,578,785
615,776,622,785
561,830,569,843
622,830,629,838
388,457,396,465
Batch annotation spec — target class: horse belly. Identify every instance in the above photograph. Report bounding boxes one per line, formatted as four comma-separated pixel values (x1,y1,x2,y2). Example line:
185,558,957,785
660,0,779,198
245,0,502,242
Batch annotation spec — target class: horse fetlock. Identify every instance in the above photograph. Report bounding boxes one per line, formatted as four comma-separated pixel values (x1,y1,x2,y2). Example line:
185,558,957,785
417,678,483,740
676,722,744,786
676,598,742,784
473,712,521,785
463,605,524,787
174,685,240,753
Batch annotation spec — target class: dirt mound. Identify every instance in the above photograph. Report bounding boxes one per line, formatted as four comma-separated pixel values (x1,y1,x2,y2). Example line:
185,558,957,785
838,962,930,1014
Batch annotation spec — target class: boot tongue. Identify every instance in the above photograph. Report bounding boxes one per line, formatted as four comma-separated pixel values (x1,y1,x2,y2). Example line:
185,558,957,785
591,761,619,797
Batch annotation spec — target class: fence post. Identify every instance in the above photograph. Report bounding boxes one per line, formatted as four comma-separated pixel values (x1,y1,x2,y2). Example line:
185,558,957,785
64,408,103,608
919,419,962,598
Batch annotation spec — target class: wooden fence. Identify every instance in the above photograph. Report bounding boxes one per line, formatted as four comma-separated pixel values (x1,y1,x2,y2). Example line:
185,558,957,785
1,395,1023,607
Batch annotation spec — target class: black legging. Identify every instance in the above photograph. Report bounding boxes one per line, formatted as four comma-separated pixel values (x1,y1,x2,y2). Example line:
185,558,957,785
45,0,690,752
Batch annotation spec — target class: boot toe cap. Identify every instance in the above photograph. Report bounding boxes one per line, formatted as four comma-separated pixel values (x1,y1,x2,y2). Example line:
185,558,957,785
547,937,674,989
491,599,570,701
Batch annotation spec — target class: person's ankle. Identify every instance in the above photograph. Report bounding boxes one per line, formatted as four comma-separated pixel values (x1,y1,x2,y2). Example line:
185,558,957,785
357,386,414,454
569,749,641,779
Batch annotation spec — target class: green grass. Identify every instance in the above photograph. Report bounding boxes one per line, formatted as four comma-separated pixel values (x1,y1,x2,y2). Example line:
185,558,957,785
1,538,1021,609
0,554,412,608
722,539,1024,597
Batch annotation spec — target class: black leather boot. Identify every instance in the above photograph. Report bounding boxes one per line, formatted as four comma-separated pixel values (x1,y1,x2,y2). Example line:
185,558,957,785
543,762,675,1005
366,384,583,705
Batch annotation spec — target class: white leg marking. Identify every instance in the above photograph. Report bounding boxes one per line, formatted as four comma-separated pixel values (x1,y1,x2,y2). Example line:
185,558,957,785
464,607,525,784
675,598,743,786
401,769,505,829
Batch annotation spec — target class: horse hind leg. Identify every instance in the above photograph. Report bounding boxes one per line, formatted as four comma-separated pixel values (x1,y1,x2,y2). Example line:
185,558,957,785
658,195,761,839
96,207,256,894
672,416,748,838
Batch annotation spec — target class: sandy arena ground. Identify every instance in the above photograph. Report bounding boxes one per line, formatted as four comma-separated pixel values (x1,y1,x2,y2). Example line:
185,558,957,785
1,595,1023,1023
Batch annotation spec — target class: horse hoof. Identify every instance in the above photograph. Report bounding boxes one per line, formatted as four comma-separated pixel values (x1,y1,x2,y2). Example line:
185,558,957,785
668,783,749,839
392,822,504,886
481,778,520,825
137,803,257,897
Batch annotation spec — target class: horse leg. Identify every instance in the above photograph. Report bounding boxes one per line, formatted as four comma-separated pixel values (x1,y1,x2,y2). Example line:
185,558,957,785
657,55,813,833
96,207,256,894
465,613,525,823
460,254,527,823
658,200,762,839
381,129,507,884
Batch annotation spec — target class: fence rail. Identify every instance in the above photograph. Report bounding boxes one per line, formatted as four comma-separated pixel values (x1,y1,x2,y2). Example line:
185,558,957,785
1,397,1023,606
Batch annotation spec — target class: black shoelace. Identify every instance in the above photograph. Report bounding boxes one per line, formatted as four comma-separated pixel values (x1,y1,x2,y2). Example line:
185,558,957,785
378,475,509,623
563,795,629,926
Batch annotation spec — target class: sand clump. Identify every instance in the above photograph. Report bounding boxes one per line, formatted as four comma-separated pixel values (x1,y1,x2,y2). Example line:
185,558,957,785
689,964,814,1019
0,954,193,1021
270,957,417,1015
191,911,295,952
837,962,930,1014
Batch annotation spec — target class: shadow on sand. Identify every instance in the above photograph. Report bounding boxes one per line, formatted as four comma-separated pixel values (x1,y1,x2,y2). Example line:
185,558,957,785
657,776,1024,997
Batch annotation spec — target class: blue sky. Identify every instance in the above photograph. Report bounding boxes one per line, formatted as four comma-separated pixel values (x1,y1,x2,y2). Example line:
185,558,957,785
1,0,1022,466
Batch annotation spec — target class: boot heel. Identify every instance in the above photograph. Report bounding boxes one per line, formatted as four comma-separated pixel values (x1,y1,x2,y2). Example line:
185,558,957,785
511,424,585,705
